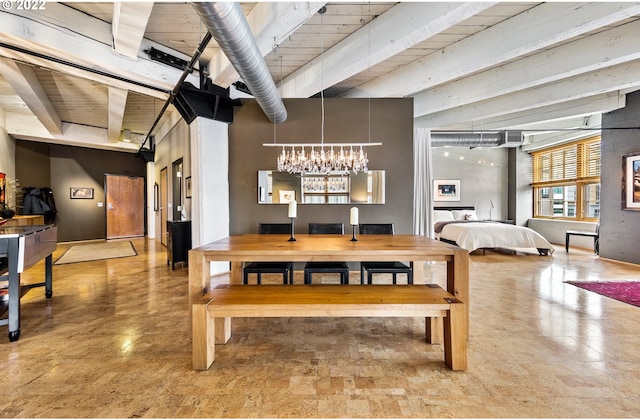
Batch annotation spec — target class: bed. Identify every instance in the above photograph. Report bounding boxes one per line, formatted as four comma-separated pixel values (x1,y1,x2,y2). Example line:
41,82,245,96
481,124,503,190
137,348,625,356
433,206,554,255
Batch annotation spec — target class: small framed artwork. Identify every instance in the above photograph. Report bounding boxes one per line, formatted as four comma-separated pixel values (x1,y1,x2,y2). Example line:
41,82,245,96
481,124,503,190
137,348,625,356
279,190,295,203
185,176,192,199
70,187,94,199
0,172,5,206
622,152,640,210
153,182,159,211
434,179,460,202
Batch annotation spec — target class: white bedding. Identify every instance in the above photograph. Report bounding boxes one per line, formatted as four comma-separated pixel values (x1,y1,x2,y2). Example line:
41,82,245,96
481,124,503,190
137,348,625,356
436,221,554,254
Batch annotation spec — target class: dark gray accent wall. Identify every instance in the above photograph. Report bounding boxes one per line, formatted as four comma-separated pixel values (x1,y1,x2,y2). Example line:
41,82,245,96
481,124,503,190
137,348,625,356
16,141,146,242
229,98,414,234
600,90,640,264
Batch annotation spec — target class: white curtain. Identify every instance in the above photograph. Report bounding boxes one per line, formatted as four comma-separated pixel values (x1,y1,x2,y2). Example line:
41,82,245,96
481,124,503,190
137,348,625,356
413,128,434,237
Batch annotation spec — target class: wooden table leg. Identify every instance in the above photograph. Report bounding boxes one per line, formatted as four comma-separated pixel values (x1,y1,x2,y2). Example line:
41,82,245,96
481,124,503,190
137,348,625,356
444,298,467,370
192,300,215,370
215,317,231,343
188,250,208,336
448,249,469,338
425,316,443,344
412,260,424,284
230,261,243,284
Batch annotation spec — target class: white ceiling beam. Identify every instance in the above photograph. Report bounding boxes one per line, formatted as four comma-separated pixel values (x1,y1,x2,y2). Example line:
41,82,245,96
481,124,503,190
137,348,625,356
522,114,602,134
112,2,154,59
415,61,640,129
209,2,326,87
345,2,640,98
416,91,626,131
0,5,197,97
108,87,128,143
280,2,496,98
413,20,640,118
6,113,139,152
0,58,62,135
522,115,603,152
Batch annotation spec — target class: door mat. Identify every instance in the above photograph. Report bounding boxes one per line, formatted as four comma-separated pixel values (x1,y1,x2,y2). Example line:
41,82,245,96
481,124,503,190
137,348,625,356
566,281,640,308
54,241,137,265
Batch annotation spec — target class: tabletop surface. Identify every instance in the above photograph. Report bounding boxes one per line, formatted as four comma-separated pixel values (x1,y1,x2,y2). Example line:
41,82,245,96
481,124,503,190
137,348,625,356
0,224,54,238
192,234,463,261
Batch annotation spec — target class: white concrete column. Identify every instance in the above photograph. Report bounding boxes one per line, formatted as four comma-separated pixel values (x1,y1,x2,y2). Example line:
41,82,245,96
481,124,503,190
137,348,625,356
190,117,230,276
146,161,156,239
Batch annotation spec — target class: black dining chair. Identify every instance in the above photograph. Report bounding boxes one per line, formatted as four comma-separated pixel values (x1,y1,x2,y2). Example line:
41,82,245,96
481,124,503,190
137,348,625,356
303,223,350,284
243,223,294,285
359,223,413,285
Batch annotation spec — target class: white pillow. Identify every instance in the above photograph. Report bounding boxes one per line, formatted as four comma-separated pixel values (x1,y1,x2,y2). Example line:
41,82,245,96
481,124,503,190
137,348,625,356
452,209,477,221
433,210,455,223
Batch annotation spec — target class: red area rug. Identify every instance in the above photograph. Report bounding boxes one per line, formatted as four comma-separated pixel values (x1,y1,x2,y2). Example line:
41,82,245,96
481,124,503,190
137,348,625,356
567,281,640,307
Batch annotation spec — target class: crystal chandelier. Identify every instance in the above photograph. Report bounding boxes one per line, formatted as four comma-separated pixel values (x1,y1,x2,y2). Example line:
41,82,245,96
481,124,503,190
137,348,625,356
263,6,380,176
264,142,380,175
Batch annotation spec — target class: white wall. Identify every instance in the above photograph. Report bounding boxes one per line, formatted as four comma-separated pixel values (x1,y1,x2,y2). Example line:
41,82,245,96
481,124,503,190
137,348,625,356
431,147,509,220
153,119,190,240
527,218,598,249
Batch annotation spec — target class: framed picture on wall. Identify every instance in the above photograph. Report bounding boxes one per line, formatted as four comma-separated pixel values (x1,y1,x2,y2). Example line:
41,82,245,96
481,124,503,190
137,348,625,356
70,187,94,199
434,179,460,202
0,172,5,206
153,182,159,211
622,152,640,210
279,190,295,203
185,176,192,199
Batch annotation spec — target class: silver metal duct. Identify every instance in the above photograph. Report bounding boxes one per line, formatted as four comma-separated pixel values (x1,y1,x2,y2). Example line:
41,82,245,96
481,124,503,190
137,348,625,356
431,131,523,148
192,2,288,123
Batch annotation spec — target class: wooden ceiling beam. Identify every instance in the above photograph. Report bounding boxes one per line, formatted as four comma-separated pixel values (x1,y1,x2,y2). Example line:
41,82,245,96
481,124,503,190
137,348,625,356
112,2,155,59
415,68,636,129
280,2,495,98
108,87,128,143
429,93,624,133
0,4,196,96
0,58,62,135
344,2,640,98
208,2,326,88
413,20,640,118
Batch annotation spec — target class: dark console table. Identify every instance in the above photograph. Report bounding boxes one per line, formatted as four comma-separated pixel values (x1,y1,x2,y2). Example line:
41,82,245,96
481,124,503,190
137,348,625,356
167,220,191,269
0,225,57,341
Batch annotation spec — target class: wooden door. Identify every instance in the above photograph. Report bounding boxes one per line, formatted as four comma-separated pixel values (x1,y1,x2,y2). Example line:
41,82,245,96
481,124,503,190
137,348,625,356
106,174,145,239
160,167,168,246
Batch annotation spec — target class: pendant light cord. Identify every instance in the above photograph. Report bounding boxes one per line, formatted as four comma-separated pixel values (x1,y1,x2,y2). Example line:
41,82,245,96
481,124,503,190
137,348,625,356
320,7,325,145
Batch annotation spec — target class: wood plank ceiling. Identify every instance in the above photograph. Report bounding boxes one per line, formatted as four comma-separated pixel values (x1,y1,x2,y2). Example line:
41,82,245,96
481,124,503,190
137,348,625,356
0,2,639,152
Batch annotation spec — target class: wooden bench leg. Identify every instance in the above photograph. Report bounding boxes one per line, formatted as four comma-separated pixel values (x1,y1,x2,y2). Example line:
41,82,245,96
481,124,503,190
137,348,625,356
425,317,443,344
443,298,467,371
215,317,232,344
192,302,215,370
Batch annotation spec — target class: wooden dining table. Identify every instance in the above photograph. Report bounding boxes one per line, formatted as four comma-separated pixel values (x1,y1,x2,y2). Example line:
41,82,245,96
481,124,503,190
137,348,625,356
188,233,470,340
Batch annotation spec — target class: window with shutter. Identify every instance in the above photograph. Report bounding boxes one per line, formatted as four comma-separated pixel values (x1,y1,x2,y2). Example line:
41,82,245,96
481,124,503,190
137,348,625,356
531,136,600,221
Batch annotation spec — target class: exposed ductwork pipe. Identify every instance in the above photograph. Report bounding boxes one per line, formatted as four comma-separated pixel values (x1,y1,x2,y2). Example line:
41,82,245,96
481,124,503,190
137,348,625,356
192,2,288,123
431,131,523,148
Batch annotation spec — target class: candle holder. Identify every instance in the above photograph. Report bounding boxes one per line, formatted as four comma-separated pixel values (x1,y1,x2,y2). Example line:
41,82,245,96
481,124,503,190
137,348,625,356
288,218,296,241
351,224,358,241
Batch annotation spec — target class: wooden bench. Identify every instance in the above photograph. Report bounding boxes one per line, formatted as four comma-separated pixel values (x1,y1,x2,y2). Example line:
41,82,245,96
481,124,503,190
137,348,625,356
192,284,467,371
565,224,599,254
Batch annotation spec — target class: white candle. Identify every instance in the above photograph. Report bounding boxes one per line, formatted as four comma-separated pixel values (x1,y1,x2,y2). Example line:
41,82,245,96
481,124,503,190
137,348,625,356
350,207,359,225
288,200,297,218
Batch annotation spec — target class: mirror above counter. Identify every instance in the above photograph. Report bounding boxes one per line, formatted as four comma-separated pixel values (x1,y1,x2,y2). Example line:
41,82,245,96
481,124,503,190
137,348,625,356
258,170,385,204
